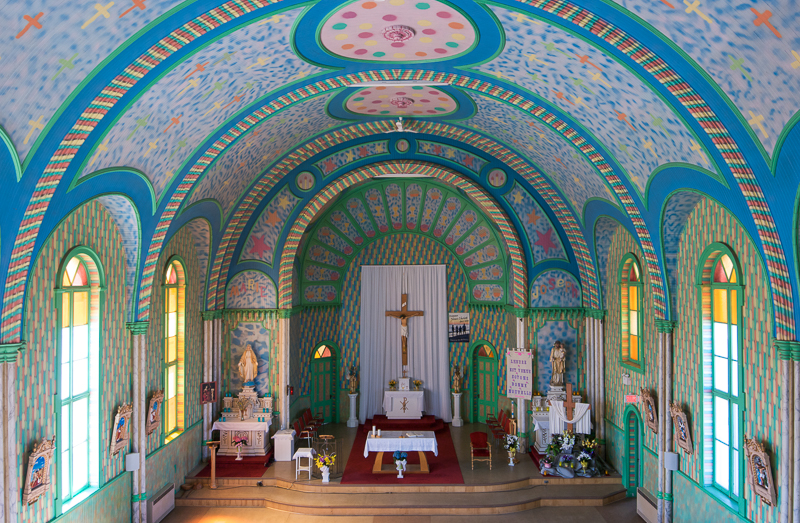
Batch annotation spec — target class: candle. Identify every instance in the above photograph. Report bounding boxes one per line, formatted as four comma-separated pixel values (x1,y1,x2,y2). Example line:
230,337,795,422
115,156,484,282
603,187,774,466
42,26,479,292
372,425,376,436
378,429,381,437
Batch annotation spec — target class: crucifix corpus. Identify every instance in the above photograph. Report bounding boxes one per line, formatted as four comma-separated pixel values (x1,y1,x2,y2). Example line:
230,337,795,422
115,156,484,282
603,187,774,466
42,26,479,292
385,293,424,378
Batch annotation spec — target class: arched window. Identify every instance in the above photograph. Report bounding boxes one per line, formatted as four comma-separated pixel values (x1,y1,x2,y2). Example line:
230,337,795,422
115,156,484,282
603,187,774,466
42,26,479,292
56,249,103,510
620,254,643,372
698,245,743,502
164,259,186,442
314,345,332,358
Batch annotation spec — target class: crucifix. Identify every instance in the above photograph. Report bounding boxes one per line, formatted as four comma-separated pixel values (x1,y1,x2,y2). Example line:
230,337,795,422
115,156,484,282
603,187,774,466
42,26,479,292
385,293,424,377
563,383,577,431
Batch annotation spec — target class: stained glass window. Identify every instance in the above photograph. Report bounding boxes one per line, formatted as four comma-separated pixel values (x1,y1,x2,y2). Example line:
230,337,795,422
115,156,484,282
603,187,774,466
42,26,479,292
620,255,643,370
164,260,185,442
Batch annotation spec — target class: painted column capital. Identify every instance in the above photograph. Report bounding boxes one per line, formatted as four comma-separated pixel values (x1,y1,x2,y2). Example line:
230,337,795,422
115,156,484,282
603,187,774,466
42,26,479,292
0,342,25,363
506,306,527,318
655,320,677,333
774,339,800,361
277,307,303,319
201,310,223,320
584,308,606,320
125,321,149,335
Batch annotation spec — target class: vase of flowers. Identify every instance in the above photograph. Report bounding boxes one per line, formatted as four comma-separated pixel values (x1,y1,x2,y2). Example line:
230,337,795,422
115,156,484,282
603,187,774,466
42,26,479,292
503,434,519,466
389,380,397,391
232,436,247,460
413,379,422,391
559,430,576,454
393,451,408,478
314,452,336,483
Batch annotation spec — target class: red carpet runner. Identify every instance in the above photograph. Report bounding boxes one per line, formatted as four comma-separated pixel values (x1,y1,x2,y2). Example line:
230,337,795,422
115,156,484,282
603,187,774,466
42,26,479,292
194,451,272,478
341,421,464,485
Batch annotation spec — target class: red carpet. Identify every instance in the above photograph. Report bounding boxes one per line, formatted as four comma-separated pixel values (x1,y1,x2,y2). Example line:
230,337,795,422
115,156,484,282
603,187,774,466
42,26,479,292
194,451,272,478
341,423,464,484
529,445,543,468
361,415,444,433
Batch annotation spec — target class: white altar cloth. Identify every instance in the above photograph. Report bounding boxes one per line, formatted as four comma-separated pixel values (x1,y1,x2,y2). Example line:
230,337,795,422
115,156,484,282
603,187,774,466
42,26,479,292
382,389,424,419
363,430,438,458
212,419,271,432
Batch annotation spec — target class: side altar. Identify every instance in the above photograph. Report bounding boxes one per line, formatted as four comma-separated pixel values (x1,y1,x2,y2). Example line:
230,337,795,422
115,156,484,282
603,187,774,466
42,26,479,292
213,344,274,457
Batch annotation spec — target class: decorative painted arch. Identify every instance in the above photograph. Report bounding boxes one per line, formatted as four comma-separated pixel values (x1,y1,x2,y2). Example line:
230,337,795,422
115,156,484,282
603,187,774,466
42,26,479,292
593,216,622,309
95,194,141,321
278,161,527,308
660,191,706,317
5,0,792,337
298,179,510,305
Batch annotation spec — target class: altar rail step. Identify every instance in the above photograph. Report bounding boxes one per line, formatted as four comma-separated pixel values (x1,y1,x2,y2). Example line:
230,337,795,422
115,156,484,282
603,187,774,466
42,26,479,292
175,483,627,515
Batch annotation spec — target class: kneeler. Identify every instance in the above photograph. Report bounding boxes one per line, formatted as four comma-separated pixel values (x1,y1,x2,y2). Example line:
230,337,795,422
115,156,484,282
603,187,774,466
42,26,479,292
470,432,491,470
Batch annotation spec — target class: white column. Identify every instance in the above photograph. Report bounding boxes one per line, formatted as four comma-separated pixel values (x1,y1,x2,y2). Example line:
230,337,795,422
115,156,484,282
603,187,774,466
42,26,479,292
452,393,463,428
202,314,214,459
794,358,800,523
514,312,527,444
657,326,665,523
664,324,675,522
0,344,22,523
126,322,148,523
348,393,359,428
780,355,792,523
279,311,291,429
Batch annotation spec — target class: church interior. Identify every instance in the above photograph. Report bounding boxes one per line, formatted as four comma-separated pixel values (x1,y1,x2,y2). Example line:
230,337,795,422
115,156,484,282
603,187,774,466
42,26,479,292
1,0,799,522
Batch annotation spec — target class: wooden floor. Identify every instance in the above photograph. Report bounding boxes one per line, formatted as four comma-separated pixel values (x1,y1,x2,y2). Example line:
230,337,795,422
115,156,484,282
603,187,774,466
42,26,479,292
170,422,640,520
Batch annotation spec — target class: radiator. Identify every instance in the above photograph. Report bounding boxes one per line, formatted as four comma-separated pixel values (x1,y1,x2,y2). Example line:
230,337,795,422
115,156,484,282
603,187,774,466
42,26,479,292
636,487,658,523
147,483,175,523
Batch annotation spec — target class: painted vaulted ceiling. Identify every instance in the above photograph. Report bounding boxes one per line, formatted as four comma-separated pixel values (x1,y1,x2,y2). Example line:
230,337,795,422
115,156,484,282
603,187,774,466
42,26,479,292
1,0,799,342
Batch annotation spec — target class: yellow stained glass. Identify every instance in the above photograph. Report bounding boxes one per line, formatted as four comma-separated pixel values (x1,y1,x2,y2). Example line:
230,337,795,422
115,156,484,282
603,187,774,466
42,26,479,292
65,257,80,285
630,310,639,336
630,335,639,361
167,312,177,338
62,293,70,327
721,255,733,280
167,396,176,433
167,336,177,363
629,286,638,311
168,287,177,313
730,289,737,325
73,292,88,327
713,288,728,324
165,264,173,285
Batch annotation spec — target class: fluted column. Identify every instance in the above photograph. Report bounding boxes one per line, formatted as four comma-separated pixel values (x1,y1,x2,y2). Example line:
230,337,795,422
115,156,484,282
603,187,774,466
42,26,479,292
201,312,218,459
585,310,605,448
0,343,23,523
656,320,676,523
126,322,148,523
510,308,528,446
776,340,799,523
278,309,292,429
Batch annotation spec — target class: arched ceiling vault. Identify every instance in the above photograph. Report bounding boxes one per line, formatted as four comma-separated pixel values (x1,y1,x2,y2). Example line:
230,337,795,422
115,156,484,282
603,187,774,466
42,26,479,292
1,0,798,342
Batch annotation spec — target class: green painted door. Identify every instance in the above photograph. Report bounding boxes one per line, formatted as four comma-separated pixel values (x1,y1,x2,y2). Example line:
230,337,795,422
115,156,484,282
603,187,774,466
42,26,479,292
474,345,497,423
626,412,640,496
311,345,336,423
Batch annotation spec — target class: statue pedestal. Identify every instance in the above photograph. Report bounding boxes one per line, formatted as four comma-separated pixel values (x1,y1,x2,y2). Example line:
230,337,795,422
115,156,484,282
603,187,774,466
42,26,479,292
452,393,463,427
347,393,359,428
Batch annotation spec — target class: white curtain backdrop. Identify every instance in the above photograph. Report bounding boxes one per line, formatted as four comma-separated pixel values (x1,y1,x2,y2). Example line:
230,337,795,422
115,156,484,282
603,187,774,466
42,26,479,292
359,265,451,423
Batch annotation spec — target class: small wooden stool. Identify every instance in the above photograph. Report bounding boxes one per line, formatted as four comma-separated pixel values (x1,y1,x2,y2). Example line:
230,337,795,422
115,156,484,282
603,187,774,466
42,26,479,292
293,448,315,480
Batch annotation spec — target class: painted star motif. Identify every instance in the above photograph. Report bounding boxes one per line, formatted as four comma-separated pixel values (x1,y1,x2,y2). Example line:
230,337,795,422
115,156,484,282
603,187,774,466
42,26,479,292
534,229,558,253
527,209,541,225
249,235,270,258
266,211,280,226
512,191,524,204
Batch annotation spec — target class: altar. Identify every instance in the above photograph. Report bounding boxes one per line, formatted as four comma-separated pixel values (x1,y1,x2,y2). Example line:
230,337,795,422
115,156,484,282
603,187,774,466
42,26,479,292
383,389,424,419
212,418,272,457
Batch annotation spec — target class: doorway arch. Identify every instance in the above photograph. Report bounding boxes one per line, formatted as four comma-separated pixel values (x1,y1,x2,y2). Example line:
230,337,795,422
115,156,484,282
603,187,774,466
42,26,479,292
310,342,339,423
471,341,498,424
623,405,643,497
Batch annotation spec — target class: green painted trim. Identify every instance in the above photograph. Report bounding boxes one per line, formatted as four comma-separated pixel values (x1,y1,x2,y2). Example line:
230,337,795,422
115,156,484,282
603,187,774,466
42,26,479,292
694,242,743,286
506,306,527,318
71,167,156,215
201,311,223,320
585,309,606,320
0,124,22,182
771,109,800,174
126,321,150,335
0,342,25,362
131,493,147,502
309,340,340,424
655,320,677,333
775,339,800,361
50,471,131,523
621,404,643,497
674,470,749,522
618,253,645,374
163,255,188,440
644,162,727,200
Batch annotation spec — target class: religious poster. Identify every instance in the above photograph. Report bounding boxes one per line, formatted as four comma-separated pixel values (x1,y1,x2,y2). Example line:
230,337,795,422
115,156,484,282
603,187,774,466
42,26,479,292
201,381,217,405
146,390,164,436
109,403,133,456
506,349,533,399
448,312,470,342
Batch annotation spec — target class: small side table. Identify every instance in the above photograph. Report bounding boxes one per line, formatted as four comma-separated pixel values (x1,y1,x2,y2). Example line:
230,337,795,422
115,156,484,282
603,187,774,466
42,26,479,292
293,448,315,480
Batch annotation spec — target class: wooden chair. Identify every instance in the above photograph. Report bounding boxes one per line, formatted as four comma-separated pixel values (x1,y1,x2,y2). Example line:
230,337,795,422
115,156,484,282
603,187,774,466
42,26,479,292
293,420,316,448
470,432,492,470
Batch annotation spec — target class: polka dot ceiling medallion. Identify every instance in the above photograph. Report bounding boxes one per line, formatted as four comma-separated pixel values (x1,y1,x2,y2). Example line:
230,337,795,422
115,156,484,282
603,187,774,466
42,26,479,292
345,85,458,116
320,0,477,62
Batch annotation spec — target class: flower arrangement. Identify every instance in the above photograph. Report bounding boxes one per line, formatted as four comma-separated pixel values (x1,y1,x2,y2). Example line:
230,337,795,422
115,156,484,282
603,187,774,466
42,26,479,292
392,450,408,462
389,380,397,390
559,430,576,453
503,434,519,452
558,454,575,469
314,452,336,470
577,450,592,470
413,379,422,390
582,437,599,452
540,455,554,468
232,436,247,448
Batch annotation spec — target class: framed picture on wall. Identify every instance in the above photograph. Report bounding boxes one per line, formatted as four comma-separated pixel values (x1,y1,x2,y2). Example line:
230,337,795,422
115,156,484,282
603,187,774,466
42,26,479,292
146,390,164,436
201,381,217,405
669,402,693,454
448,312,470,343
744,435,777,506
23,436,55,505
639,388,658,434
109,403,133,456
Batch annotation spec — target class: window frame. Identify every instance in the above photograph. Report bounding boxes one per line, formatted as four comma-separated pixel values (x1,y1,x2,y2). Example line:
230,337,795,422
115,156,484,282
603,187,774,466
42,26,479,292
54,246,105,514
618,253,645,373
696,242,745,513
162,256,187,444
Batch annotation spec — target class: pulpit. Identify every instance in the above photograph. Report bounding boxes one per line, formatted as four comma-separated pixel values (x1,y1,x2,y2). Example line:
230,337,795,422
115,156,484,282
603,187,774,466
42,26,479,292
383,389,424,419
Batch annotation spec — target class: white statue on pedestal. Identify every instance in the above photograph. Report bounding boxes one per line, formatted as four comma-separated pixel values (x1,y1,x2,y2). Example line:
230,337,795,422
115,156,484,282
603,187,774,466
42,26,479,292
238,344,258,387
549,341,566,387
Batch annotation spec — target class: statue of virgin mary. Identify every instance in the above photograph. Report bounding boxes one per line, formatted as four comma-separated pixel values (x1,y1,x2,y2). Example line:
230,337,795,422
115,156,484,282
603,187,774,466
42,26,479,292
238,344,258,386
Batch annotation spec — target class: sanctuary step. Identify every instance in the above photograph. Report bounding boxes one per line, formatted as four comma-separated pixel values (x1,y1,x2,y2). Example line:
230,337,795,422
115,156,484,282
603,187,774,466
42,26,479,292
362,414,444,433
175,481,627,515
